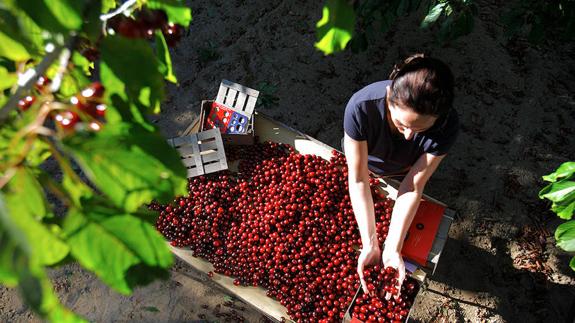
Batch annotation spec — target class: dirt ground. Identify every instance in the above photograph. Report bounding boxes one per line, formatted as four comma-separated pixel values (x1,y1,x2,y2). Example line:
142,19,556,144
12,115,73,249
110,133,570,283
2,0,575,322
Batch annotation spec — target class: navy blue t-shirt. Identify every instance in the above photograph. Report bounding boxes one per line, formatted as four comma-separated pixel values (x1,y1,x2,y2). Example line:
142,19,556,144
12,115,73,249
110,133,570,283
343,80,459,175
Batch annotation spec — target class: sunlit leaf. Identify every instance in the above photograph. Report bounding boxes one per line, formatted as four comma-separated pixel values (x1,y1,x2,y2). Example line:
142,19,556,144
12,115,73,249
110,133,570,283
0,66,17,91
555,221,575,252
542,162,575,182
0,9,33,61
147,0,192,26
62,206,173,294
15,0,85,32
315,0,356,55
100,36,165,115
539,179,575,203
3,168,70,265
0,194,84,322
421,2,446,28
155,31,177,83
62,122,187,212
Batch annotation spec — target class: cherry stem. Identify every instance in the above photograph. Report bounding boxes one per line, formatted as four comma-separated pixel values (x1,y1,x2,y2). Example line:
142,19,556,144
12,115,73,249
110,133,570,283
43,137,89,193
0,45,63,123
36,169,75,208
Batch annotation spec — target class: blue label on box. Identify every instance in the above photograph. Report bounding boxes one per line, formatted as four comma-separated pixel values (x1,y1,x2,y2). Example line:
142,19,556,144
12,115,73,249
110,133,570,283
226,111,249,134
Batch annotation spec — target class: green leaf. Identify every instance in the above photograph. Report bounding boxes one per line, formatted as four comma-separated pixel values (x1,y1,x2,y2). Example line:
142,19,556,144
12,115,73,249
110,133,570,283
15,0,85,33
142,306,160,312
0,65,17,91
147,0,192,26
63,206,173,294
155,31,177,83
4,167,50,220
3,168,70,266
0,193,30,286
555,220,575,252
100,36,165,115
421,3,446,28
542,162,575,182
0,9,33,61
570,256,575,272
552,200,575,220
102,0,117,13
72,52,93,77
0,194,84,322
539,179,575,202
62,123,187,212
315,0,356,55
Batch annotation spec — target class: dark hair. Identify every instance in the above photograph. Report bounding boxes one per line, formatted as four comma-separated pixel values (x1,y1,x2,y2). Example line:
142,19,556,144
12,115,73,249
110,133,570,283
388,54,454,117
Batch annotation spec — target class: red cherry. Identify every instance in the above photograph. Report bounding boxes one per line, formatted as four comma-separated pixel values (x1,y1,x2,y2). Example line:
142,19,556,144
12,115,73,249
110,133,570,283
35,76,51,91
18,95,36,111
54,111,80,129
81,82,105,99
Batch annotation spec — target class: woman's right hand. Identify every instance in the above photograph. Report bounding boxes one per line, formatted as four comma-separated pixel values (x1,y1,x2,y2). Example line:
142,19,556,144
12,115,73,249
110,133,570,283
357,243,381,296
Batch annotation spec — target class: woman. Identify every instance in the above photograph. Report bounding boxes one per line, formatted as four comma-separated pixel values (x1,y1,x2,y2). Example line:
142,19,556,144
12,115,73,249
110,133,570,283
343,54,458,298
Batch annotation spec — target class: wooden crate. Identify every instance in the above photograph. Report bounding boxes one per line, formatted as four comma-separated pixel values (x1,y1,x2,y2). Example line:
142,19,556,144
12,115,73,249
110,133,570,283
166,128,228,178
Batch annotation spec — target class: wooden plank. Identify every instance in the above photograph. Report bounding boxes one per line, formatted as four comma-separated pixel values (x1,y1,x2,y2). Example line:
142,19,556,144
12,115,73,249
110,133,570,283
203,162,225,174
216,84,228,103
224,88,238,107
199,140,218,151
201,151,221,163
186,167,200,178
176,146,196,157
170,246,290,323
245,96,257,115
235,92,248,111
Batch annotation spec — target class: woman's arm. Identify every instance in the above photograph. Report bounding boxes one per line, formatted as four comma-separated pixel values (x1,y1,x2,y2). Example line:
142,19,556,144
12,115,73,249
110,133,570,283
344,133,380,294
382,152,445,297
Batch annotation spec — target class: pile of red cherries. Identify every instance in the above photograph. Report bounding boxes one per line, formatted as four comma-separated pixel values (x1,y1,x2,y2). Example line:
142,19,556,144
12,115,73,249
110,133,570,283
151,141,419,322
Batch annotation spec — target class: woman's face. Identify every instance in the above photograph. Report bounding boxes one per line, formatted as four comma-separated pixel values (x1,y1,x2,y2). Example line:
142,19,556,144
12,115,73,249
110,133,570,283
386,87,437,140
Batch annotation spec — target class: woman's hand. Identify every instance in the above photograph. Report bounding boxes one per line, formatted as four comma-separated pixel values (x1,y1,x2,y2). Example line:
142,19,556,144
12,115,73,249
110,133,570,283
381,248,405,300
357,243,381,296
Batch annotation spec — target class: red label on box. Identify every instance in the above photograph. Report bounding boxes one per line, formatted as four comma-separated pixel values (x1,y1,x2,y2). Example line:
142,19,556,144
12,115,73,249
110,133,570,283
205,102,234,133
401,200,446,266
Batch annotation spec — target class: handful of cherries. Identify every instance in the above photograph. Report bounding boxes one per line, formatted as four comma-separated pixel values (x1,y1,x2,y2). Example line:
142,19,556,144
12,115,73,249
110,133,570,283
351,265,419,323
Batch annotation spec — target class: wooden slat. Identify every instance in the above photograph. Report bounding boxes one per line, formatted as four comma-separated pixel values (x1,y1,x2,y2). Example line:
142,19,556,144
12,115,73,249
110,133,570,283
199,140,218,151
176,146,196,157
216,84,228,103
224,89,238,106
235,92,248,111
204,162,225,174
201,151,221,163
186,168,200,178
245,96,257,115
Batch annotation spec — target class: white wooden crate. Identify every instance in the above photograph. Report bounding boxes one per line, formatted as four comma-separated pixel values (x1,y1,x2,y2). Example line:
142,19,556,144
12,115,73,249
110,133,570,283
167,128,228,178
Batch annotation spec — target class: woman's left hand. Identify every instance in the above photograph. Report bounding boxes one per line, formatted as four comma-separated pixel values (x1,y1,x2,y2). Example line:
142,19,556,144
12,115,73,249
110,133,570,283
380,248,406,300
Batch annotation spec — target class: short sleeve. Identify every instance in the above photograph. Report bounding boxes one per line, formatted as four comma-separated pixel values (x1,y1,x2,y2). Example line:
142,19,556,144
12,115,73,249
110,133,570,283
425,111,459,156
343,96,367,141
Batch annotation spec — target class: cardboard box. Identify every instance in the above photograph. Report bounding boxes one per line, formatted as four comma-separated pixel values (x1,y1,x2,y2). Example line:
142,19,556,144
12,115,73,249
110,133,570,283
342,266,426,323
199,100,255,145
401,201,456,274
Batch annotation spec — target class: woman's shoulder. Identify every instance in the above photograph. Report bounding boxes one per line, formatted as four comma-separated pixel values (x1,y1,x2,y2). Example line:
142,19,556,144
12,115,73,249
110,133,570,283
351,80,392,103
